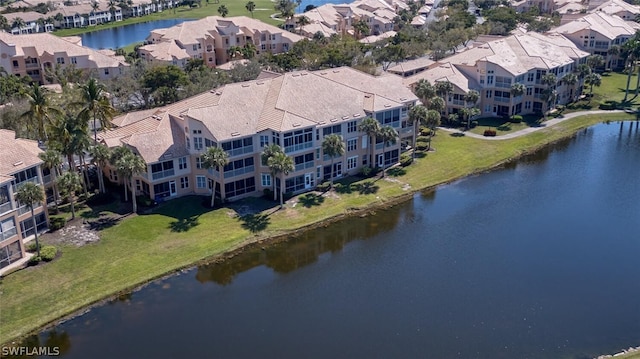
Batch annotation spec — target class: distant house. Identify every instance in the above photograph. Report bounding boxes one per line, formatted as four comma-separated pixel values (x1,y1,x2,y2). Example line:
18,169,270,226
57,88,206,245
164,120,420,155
3,11,55,34
0,32,129,84
98,67,418,203
138,16,304,68
0,130,49,273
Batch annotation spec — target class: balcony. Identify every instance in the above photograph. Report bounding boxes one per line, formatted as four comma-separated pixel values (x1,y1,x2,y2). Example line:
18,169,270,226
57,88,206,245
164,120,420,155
151,169,175,181
495,82,511,88
43,174,52,184
225,165,254,179
494,97,510,103
0,226,17,242
226,146,253,157
12,177,39,192
17,202,41,216
25,62,39,69
284,142,313,154
294,162,314,172
0,201,12,215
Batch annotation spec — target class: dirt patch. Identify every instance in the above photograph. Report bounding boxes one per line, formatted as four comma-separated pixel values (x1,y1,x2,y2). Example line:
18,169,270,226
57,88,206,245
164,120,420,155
43,219,100,247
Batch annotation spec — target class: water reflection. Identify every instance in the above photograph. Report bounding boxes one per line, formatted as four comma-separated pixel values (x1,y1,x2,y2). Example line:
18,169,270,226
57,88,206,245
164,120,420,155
196,205,404,284
3,330,70,359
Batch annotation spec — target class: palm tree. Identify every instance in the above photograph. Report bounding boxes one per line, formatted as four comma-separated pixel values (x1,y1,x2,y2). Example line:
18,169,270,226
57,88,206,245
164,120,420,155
608,45,621,70
353,19,369,39
274,0,295,21
267,152,294,208
541,73,557,118
77,78,115,143
15,182,45,257
586,54,605,72
378,126,398,177
110,145,133,201
414,79,436,107
510,83,525,98
463,90,480,129
38,149,62,212
245,1,256,17
202,147,229,207
541,88,558,119
322,134,345,188
358,117,381,169
584,73,602,101
91,1,100,14
57,171,82,220
115,152,146,213
296,15,311,35
90,144,111,194
261,144,284,201
0,15,9,32
434,81,454,110
622,33,640,102
562,73,578,102
408,105,428,159
12,17,26,32
425,109,441,151
21,84,62,141
48,115,86,172
217,4,229,17
108,0,118,17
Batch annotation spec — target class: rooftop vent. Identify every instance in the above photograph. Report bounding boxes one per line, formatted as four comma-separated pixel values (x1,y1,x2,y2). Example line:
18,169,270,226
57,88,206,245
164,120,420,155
330,118,339,123
241,84,250,87
342,115,350,120
384,104,391,108
231,132,241,137
364,94,372,98
320,72,327,75
257,82,264,85
13,161,23,167
353,113,360,117
400,97,406,101
332,70,340,73
300,73,308,76
292,73,300,77
292,123,301,127
319,120,326,124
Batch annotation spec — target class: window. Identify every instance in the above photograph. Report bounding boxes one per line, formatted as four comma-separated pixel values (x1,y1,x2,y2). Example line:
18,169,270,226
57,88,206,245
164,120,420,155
261,44,266,50
347,156,358,170
197,175,206,188
347,138,357,152
20,212,47,238
12,60,18,68
71,57,77,64
224,157,255,178
486,90,492,98
283,128,313,153
178,157,188,170
487,75,494,85
526,87,533,96
180,176,189,189
150,160,174,180
261,174,271,187
205,138,215,148
56,57,65,64
222,137,253,157
271,34,276,40
193,129,202,134
196,156,202,169
294,153,315,171
104,68,110,75
193,44,198,51
194,137,203,150
375,109,400,128
1,218,17,242
224,177,256,198
260,135,269,148
347,121,357,133
270,44,276,50
484,104,491,112
207,44,213,52
272,132,280,146
525,101,531,109
322,124,342,136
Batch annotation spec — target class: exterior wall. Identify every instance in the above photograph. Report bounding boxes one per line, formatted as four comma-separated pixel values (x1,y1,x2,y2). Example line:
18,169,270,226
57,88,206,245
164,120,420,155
561,30,630,69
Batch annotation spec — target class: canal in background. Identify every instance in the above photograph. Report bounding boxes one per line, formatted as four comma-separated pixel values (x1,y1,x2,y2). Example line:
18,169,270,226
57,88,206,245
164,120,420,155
25,122,640,358
78,18,193,50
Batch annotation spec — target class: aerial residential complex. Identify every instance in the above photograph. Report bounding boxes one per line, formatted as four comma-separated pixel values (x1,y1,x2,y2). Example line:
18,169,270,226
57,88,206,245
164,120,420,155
402,31,590,117
138,16,304,68
0,31,128,84
98,67,417,202
0,130,49,271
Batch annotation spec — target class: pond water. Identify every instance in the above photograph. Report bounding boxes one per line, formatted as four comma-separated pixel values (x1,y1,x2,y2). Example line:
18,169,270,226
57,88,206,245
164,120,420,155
78,18,193,50
22,122,640,358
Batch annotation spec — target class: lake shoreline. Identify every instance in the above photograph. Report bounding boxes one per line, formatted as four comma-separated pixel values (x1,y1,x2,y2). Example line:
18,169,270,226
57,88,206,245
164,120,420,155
1,113,637,353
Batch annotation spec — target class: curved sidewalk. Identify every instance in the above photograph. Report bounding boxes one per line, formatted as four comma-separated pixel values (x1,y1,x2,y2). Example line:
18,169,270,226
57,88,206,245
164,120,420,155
438,110,625,140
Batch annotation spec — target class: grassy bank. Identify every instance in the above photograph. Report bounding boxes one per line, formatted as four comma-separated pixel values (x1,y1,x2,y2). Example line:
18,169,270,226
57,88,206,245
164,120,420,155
0,112,634,345
52,0,280,39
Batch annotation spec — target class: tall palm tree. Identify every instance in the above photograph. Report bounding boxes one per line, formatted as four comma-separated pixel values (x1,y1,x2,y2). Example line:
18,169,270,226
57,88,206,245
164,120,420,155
0,15,9,32
90,144,111,194
202,147,229,207
15,182,45,257
217,4,229,17
322,134,345,188
21,84,62,141
77,78,115,142
622,33,640,102
115,152,146,213
561,73,578,102
378,126,398,177
510,83,525,98
408,105,428,159
296,15,311,35
12,17,26,32
57,171,82,220
110,145,133,201
607,45,621,70
541,73,557,118
414,79,436,107
463,90,480,129
267,152,294,208
358,117,381,169
584,73,602,100
586,54,605,72
425,109,441,151
434,81,454,110
261,144,284,201
48,115,86,171
245,1,256,17
38,149,62,212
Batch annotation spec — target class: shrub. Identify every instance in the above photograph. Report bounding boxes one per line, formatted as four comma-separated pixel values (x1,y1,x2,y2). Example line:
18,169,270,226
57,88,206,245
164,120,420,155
40,246,57,262
316,182,331,191
510,115,523,123
86,192,114,206
26,242,42,253
136,195,153,207
419,127,431,136
470,120,479,128
416,135,430,142
599,102,616,110
49,216,66,231
263,188,273,199
360,166,373,177
416,142,429,151
400,153,413,167
28,256,41,265
484,129,497,137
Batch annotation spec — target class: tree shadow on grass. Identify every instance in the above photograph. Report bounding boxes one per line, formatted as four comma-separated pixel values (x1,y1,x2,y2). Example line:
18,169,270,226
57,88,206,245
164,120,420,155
238,213,271,233
352,181,379,195
414,151,427,158
169,215,201,232
450,132,465,137
497,124,512,131
88,217,120,231
299,193,325,207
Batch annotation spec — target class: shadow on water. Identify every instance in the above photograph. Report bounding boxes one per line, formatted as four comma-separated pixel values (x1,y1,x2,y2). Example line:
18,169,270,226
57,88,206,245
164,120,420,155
4,330,71,358
195,203,405,285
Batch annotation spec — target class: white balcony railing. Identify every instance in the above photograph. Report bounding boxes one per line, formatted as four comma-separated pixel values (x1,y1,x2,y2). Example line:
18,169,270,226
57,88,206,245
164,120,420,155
151,169,175,181
0,201,12,215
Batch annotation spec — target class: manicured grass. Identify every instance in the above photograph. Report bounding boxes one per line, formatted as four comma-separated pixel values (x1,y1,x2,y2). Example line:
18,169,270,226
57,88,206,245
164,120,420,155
52,0,281,40
569,71,640,112
466,117,532,136
0,112,634,346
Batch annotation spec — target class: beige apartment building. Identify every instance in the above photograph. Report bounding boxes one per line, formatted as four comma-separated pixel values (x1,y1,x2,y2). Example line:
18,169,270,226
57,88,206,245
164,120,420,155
138,16,304,68
403,32,590,117
98,67,417,202
0,130,49,272
0,32,128,84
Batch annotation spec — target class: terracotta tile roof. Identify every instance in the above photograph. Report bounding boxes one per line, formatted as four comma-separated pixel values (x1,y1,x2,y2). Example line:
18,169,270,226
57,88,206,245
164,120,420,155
552,12,640,40
0,129,43,177
593,0,640,15
403,62,475,93
388,56,436,74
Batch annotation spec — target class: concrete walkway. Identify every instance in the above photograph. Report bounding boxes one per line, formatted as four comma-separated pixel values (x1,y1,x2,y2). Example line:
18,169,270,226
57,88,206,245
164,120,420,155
438,110,625,140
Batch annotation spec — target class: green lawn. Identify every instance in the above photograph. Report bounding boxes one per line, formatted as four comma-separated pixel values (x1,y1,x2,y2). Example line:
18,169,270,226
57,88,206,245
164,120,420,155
52,0,281,40
0,112,634,346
